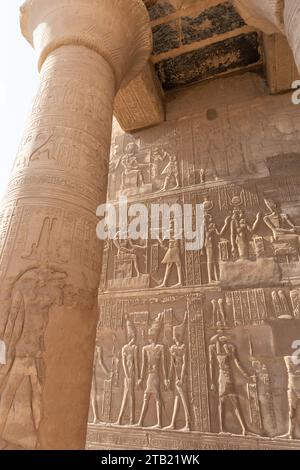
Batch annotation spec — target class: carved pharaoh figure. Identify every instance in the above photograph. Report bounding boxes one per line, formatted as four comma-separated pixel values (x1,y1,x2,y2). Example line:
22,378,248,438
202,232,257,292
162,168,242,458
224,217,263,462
137,314,169,428
115,317,139,426
151,147,165,179
0,263,67,449
165,313,190,432
278,356,300,440
157,219,182,288
209,334,251,436
159,153,180,192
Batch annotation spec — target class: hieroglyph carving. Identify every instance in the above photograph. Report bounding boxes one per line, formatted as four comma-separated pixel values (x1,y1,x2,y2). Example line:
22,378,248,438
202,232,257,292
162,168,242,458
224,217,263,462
0,0,152,450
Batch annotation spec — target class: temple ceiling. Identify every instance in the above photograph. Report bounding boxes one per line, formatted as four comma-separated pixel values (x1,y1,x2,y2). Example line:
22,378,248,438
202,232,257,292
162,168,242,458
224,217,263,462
144,0,262,90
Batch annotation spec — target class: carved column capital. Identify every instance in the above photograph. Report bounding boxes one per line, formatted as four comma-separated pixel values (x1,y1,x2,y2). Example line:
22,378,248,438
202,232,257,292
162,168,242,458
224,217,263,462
233,0,284,34
20,0,152,89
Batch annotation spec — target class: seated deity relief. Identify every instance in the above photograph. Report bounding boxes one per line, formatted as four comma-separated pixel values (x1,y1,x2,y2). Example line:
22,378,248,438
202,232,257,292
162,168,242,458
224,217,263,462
263,198,300,262
108,140,181,200
102,194,300,292
107,231,150,290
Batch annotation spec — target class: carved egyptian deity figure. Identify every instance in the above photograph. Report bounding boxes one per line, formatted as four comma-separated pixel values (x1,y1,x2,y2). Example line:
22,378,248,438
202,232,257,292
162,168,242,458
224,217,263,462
165,314,190,432
278,357,300,439
137,314,169,428
0,264,67,449
263,198,300,242
157,220,182,288
230,210,260,260
204,214,230,284
113,231,146,277
90,345,109,424
209,334,251,436
120,142,145,189
116,318,139,426
159,154,180,191
151,147,165,179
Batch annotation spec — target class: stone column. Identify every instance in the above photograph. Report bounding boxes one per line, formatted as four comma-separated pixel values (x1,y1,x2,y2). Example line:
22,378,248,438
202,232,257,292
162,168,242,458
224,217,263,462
233,0,284,34
0,0,151,450
234,0,300,73
284,0,300,73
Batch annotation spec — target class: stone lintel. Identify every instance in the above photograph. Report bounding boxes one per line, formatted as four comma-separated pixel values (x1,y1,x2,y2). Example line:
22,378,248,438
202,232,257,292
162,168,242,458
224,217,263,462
114,62,165,132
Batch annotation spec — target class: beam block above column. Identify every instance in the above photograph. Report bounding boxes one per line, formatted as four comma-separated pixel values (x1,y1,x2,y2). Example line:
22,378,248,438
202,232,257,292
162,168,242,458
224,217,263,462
114,62,165,132
263,33,299,93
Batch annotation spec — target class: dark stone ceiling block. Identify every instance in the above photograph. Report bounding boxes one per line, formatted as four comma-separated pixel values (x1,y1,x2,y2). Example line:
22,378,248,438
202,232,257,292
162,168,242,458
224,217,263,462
182,2,245,45
155,32,261,90
152,20,181,55
148,1,176,21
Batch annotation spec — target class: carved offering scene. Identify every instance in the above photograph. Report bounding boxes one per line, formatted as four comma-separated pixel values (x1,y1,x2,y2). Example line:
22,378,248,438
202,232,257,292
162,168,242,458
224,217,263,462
87,290,300,449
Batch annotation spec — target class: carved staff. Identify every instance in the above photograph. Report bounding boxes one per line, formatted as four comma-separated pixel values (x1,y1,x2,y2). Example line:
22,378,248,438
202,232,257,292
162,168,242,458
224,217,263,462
247,337,263,432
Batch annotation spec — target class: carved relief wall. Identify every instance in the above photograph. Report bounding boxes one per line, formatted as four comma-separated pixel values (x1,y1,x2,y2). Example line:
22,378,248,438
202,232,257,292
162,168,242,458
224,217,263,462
87,72,300,450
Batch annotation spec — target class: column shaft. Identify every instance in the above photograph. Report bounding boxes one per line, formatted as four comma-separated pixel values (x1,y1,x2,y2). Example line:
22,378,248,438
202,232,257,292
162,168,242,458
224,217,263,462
0,0,151,450
284,0,300,73
0,46,114,450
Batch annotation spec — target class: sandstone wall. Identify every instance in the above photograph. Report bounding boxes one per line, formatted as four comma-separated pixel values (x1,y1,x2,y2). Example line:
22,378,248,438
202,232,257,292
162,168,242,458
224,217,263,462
86,72,300,449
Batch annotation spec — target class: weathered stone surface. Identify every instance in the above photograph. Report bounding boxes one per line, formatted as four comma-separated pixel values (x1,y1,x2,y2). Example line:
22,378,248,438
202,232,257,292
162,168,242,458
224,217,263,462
263,33,299,93
153,20,181,54
87,70,300,449
0,0,151,450
182,2,245,45
2,0,300,453
220,258,281,288
233,0,284,34
155,32,261,90
114,63,165,132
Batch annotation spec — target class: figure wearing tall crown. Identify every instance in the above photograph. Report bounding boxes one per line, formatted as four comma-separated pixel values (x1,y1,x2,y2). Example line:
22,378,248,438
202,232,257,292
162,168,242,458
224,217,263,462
165,313,190,431
137,314,169,428
116,316,139,426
